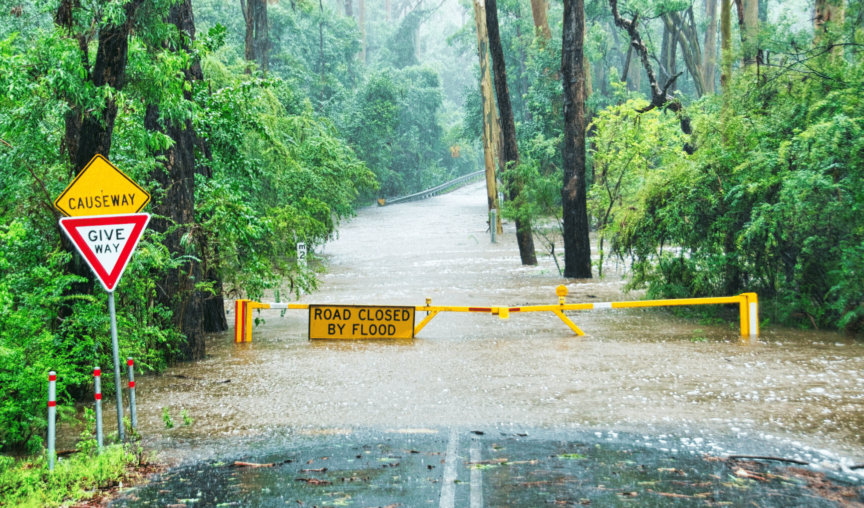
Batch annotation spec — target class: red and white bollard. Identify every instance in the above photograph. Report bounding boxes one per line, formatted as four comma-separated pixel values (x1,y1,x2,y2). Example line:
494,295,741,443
127,358,137,431
94,367,103,449
48,371,56,471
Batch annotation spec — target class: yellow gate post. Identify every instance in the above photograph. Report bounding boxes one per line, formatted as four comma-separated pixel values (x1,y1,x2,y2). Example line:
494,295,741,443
234,299,248,343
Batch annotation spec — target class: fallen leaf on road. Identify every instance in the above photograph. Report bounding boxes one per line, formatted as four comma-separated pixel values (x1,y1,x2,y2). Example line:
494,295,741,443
341,476,370,482
300,468,328,473
234,461,274,468
466,458,508,465
618,492,637,497
295,478,332,486
734,468,769,482
647,490,692,498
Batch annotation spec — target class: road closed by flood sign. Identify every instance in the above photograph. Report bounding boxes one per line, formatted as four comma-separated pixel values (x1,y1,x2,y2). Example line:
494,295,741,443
309,305,415,340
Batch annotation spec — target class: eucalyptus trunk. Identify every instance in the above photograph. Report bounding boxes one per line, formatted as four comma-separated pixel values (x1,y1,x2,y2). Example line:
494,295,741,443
562,0,592,278
473,0,502,234
703,0,718,93
815,0,845,43
359,0,366,62
241,0,269,72
741,0,758,68
485,0,537,265
145,0,221,360
75,0,141,172
530,0,551,40
720,0,732,90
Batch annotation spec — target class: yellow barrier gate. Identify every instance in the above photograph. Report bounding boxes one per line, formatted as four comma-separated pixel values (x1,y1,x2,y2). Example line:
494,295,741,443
233,287,759,342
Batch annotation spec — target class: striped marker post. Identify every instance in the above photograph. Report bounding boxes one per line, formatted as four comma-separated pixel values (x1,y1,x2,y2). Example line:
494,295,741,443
127,358,137,431
48,371,56,471
94,367,103,449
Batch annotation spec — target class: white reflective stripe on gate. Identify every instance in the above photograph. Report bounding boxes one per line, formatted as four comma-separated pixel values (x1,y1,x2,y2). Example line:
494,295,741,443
269,302,289,309
592,302,613,309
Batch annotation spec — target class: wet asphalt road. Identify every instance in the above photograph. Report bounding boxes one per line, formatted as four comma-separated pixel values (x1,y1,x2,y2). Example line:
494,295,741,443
115,428,863,507
100,182,864,506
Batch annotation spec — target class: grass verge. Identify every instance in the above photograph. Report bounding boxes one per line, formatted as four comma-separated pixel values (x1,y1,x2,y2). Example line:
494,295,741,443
0,444,158,507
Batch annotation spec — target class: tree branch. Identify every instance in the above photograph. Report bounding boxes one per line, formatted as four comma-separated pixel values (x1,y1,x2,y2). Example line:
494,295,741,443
609,0,692,135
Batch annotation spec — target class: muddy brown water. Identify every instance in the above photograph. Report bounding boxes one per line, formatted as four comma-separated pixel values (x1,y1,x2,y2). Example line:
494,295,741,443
62,182,864,471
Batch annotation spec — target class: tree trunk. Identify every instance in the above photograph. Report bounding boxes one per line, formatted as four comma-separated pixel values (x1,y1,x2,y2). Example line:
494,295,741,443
145,101,206,360
662,9,704,97
178,0,228,334
741,0,758,68
626,44,641,91
758,0,767,22
485,0,536,265
720,0,731,90
659,19,677,92
344,0,353,16
561,0,591,278
359,0,366,63
703,0,718,93
815,0,844,42
144,0,220,360
241,0,269,72
473,0,502,234
75,0,141,172
530,0,551,40
55,0,89,169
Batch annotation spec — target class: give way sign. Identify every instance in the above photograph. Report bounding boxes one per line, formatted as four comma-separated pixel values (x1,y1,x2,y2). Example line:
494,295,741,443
59,213,150,292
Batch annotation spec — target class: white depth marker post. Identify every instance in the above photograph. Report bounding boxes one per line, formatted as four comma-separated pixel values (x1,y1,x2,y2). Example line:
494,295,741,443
127,358,137,431
107,292,124,442
94,367,104,450
490,209,497,243
48,371,56,471
297,242,307,267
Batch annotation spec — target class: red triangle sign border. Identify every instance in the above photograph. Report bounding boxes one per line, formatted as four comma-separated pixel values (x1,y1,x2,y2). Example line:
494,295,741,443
59,213,150,292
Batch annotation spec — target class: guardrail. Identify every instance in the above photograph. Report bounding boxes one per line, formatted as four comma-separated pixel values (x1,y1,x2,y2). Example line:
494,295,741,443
379,170,485,206
233,287,759,342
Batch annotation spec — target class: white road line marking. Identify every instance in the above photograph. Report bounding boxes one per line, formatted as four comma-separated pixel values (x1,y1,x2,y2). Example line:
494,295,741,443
470,438,483,508
439,429,459,508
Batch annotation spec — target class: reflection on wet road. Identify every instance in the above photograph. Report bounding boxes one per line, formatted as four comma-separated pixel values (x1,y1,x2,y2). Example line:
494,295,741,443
106,182,864,505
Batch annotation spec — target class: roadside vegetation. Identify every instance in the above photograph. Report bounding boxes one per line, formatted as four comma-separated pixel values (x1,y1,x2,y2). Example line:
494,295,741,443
0,444,151,507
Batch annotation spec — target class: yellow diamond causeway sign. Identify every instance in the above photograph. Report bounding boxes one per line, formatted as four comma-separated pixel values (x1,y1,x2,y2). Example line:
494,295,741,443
54,155,151,217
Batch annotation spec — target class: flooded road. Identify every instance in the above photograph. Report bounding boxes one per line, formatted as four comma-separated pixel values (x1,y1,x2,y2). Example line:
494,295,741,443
105,182,864,505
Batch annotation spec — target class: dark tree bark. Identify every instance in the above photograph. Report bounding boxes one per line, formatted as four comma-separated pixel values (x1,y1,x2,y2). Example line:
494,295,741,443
485,0,537,266
145,100,206,360
145,0,227,360
175,0,229,334
75,0,142,173
54,0,89,171
241,0,269,72
561,0,591,278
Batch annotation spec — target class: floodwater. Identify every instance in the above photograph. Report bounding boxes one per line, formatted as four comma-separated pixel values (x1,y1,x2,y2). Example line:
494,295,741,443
97,182,864,505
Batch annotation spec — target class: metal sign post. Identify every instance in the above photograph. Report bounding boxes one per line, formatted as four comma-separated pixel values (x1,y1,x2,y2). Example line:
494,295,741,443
107,292,124,442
